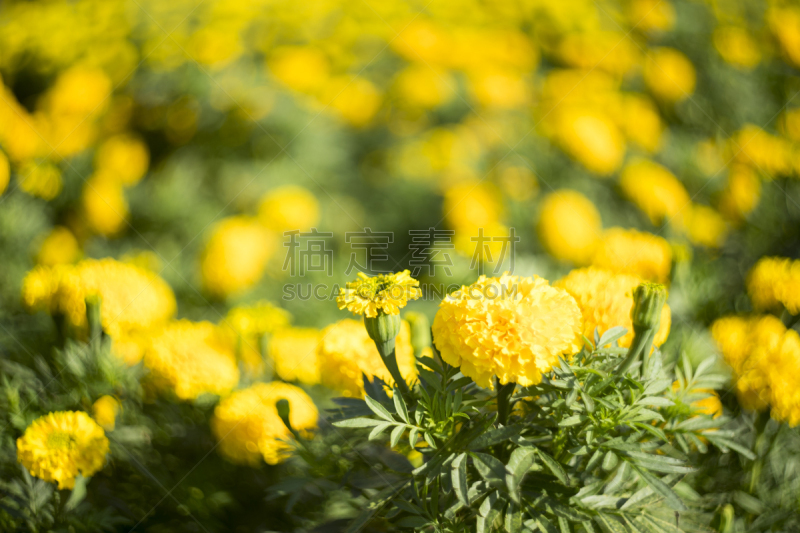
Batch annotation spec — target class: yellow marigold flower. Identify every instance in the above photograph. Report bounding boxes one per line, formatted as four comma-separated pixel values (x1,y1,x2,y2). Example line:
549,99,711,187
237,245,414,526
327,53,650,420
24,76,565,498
21,258,176,338
120,249,162,272
620,159,690,225
556,31,640,77
677,204,728,248
765,329,800,426
35,226,81,267
0,150,9,195
81,174,129,236
618,94,663,153
92,396,120,431
269,327,321,385
18,160,63,200
643,47,696,102
767,6,800,68
322,76,382,128
443,181,504,231
452,222,510,272
268,46,330,94
781,108,800,143
211,382,318,466
432,274,583,388
318,319,417,397
552,107,626,175
257,185,320,234
729,125,792,177
338,270,421,318
225,301,291,338
45,67,111,118
468,69,529,109
94,134,149,186
713,26,761,69
394,64,453,109
747,257,800,315
200,216,275,299
555,268,671,349
17,411,109,490
627,0,675,32
719,165,761,221
144,320,239,401
590,227,672,284
112,328,151,366
537,190,601,265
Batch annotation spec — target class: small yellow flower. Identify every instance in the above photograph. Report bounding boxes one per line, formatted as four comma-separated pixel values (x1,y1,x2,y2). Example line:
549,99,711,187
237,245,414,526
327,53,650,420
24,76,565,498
618,95,663,153
627,0,675,32
337,270,421,318
269,327,321,385
18,160,63,200
643,47,696,102
432,273,583,388
81,174,129,236
35,226,81,267
719,165,761,221
536,190,601,265
92,396,120,431
394,64,454,109
767,6,800,68
442,181,503,231
729,125,792,177
555,268,671,349
620,159,690,225
713,26,761,69
747,257,800,315
552,107,626,175
17,411,109,490
268,46,330,94
225,301,292,339
318,319,417,397
211,382,318,466
257,185,320,234
94,134,149,186
676,204,728,248
590,227,672,284
321,76,382,127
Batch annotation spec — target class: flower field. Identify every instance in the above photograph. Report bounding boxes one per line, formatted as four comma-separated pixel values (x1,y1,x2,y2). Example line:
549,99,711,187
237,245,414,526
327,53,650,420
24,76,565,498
1,0,800,531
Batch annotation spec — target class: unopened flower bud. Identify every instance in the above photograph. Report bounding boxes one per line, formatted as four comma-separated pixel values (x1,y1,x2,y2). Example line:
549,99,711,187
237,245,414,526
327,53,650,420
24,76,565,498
276,398,292,432
364,312,402,346
631,282,667,329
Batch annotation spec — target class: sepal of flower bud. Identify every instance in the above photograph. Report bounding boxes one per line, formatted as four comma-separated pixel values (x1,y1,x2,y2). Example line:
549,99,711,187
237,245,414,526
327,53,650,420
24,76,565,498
631,282,667,329
364,312,401,347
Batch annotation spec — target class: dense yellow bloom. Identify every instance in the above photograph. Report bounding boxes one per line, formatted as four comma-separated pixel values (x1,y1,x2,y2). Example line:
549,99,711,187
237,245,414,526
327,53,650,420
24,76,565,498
556,31,640,77
21,258,176,338
627,0,675,32
144,320,240,401
94,134,149,186
268,46,330,94
620,159,690,225
767,6,800,68
269,327,321,385
618,95,663,153
468,69,529,109
747,257,800,315
552,107,626,175
318,319,417,397
556,268,671,349
590,227,672,284
201,216,275,298
112,328,152,366
36,226,81,267
713,27,761,69
536,190,601,265
338,270,421,318
729,125,792,177
442,182,503,231
432,274,583,388
781,108,800,143
394,65,453,109
643,47,696,102
225,301,291,338
45,66,111,118
257,185,320,234
18,161,63,200
765,329,800,426
81,174,129,236
0,150,9,194
17,411,109,490
322,76,382,127
211,382,318,465
92,396,120,431
677,204,728,248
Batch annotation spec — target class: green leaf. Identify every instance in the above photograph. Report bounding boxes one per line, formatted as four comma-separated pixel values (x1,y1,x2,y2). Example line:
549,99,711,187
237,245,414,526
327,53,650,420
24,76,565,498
505,501,522,532
537,449,569,485
703,434,757,460
505,447,537,502
601,451,618,472
393,390,410,423
479,490,500,518
452,453,470,506
637,397,674,408
390,425,405,448
643,379,673,396
472,453,506,488
598,326,628,347
344,482,406,533
537,516,559,533
624,452,695,474
409,427,419,448
558,415,585,427
395,516,430,528
594,514,627,533
467,424,524,450
365,396,395,422
332,417,384,428
65,475,87,511
582,393,595,414
631,465,687,511
369,422,392,440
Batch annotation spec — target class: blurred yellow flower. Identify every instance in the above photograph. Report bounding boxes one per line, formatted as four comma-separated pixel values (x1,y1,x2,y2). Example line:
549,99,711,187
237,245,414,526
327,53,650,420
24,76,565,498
211,382,318,466
537,190,601,265
781,108,800,143
468,69,528,109
268,46,330,94
677,204,728,248
81,174,129,236
45,66,111,118
590,227,672,284
556,267,671,348
200,216,275,299
318,318,416,397
269,327,321,385
443,181,503,231
556,31,640,77
713,26,761,69
432,274,583,388
552,107,626,175
18,161,63,200
719,165,761,221
322,76,382,127
35,226,81,267
92,396,120,431
144,320,239,401
618,95,663,153
394,64,453,109
258,185,320,234
620,159,690,225
338,270,421,318
747,257,800,315
729,125,792,177
225,301,291,339
627,0,675,32
497,166,538,201
767,6,800,68
17,411,108,490
453,222,511,270
112,328,152,366
643,47,696,102
0,150,9,194
94,134,149,186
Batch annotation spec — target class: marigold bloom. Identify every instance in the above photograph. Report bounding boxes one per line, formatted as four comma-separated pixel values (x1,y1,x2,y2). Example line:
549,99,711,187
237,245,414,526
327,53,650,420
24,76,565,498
627,0,675,32
432,274,583,388
144,320,239,401
268,46,330,94
269,327,321,385
590,227,672,284
92,396,120,431
211,382,318,466
719,165,761,221
443,182,503,231
394,64,453,109
200,216,275,299
36,226,81,267
643,47,696,102
552,107,626,175
713,27,761,69
619,95,663,153
677,204,728,248
258,185,320,234
17,411,109,489
747,257,800,315
18,161,63,200
318,318,417,396
537,190,602,265
0,150,9,195
81,174,129,236
556,268,671,349
94,134,149,186
322,76,382,127
225,301,292,338
620,159,690,225
338,270,421,318
768,6,800,68
729,125,792,176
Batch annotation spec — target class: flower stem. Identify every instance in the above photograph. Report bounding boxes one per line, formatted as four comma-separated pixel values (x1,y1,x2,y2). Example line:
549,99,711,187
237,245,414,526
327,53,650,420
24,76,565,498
375,339,409,395
495,378,516,426
617,325,655,377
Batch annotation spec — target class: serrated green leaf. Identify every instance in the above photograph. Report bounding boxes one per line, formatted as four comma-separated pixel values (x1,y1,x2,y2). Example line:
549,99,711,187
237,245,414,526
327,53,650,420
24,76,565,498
479,490,500,517
332,417,383,428
631,465,687,511
594,514,627,533
472,452,506,487
559,415,585,427
537,449,569,485
365,396,395,422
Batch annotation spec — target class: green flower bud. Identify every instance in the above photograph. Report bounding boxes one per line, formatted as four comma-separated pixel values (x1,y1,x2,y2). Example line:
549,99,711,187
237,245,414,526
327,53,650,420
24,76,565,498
276,398,292,432
364,312,401,346
631,282,667,329
403,311,431,356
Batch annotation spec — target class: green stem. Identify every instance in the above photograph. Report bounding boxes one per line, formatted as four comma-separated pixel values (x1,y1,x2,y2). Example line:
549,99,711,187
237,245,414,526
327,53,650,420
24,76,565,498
495,378,516,426
617,325,655,377
259,333,273,381
375,339,409,395
85,296,103,345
